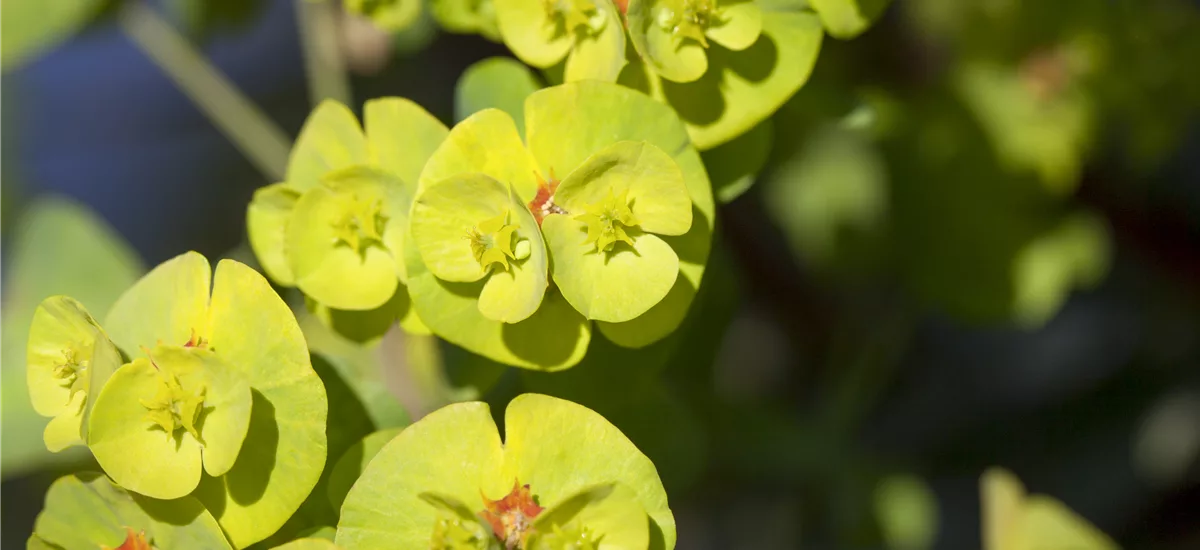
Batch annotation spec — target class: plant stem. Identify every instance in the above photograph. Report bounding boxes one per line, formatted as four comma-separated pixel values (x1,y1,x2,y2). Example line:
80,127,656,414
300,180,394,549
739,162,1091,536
295,0,353,107
117,2,291,181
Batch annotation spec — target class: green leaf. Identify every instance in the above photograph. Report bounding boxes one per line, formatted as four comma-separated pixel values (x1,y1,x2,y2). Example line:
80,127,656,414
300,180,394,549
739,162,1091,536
526,81,715,347
32,472,232,550
326,428,405,513
1,0,104,69
627,8,824,150
335,394,674,548
456,57,544,136
562,0,626,82
809,0,890,39
493,0,574,68
345,0,423,31
104,253,327,547
2,197,142,478
246,183,302,286
418,108,543,202
701,118,772,203
286,100,368,192
526,482,650,549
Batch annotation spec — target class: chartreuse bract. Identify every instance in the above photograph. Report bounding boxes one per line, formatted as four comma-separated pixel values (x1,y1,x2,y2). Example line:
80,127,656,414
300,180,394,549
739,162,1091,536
246,97,448,336
28,472,232,549
344,0,423,31
622,0,824,150
82,251,328,548
408,80,714,370
25,296,123,452
981,468,1118,550
335,393,674,549
494,0,625,82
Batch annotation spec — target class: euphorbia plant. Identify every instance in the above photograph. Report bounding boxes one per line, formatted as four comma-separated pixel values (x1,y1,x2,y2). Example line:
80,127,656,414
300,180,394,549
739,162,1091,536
407,80,714,370
335,393,674,549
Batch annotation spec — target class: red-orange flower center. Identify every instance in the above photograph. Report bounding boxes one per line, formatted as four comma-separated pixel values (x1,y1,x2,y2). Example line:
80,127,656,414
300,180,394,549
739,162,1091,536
529,170,566,225
479,480,544,549
102,527,152,550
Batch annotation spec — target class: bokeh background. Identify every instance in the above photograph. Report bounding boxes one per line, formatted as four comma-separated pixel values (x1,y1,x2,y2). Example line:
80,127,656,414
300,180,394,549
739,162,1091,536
3,0,1199,548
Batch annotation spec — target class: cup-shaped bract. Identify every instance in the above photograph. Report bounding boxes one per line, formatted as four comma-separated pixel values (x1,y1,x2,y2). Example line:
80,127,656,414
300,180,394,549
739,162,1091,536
409,82,714,366
433,0,503,42
408,108,592,371
87,345,253,500
101,251,328,548
30,472,232,550
524,81,716,348
622,3,823,150
626,0,762,83
541,140,692,323
25,296,123,452
411,173,549,323
494,0,626,82
334,393,675,549
246,97,448,320
346,0,423,31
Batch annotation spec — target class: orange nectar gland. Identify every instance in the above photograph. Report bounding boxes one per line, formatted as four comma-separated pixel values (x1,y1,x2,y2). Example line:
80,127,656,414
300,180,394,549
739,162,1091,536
480,480,545,549
102,527,153,550
529,169,566,226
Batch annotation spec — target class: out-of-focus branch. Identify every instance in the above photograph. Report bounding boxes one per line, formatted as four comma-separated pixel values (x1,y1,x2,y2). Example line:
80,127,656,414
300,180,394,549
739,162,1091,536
295,0,352,106
117,1,291,181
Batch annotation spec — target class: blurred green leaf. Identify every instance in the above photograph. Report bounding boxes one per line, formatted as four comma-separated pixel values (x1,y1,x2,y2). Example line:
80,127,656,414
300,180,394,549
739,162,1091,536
702,118,773,203
809,0,891,39
874,475,939,550
1,197,143,479
764,124,888,271
454,57,543,137
1,0,105,70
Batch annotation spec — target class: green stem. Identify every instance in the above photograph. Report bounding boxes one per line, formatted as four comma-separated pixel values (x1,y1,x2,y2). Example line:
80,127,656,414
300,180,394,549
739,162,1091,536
117,2,291,181
295,0,353,106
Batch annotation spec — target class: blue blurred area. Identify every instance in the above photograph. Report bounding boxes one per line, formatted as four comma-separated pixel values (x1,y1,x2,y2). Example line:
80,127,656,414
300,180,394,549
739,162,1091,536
6,0,309,264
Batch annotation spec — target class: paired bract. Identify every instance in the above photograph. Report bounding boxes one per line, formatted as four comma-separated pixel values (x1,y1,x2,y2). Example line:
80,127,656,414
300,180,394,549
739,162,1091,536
335,393,674,549
408,81,714,370
247,97,449,336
